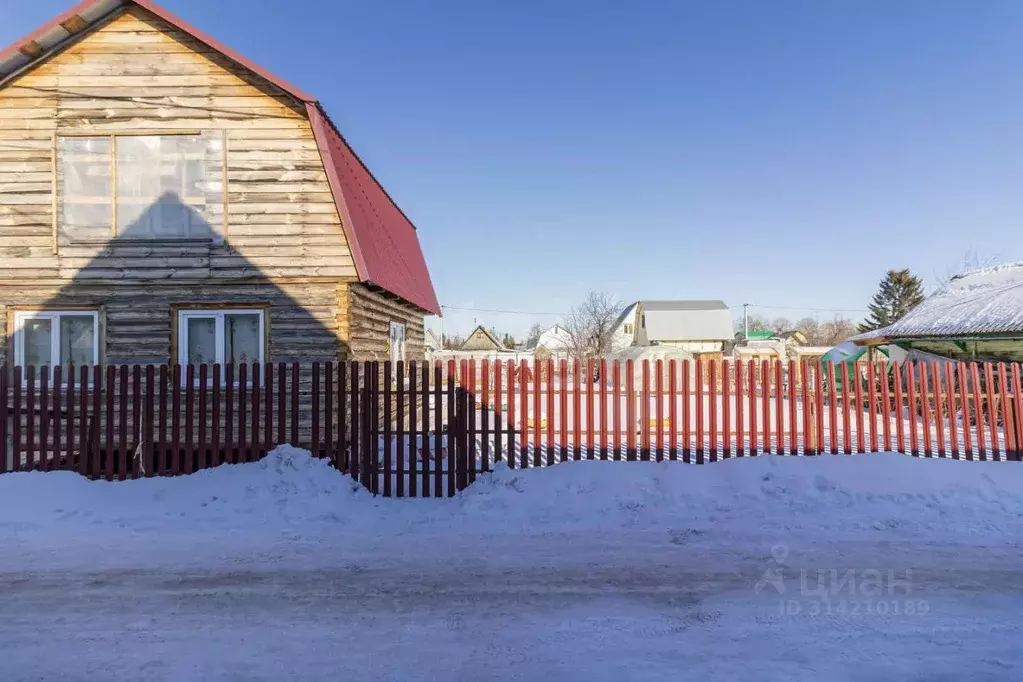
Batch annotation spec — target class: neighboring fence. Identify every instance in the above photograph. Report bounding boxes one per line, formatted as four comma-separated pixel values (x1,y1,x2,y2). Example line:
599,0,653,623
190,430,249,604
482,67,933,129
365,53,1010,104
1,359,1021,497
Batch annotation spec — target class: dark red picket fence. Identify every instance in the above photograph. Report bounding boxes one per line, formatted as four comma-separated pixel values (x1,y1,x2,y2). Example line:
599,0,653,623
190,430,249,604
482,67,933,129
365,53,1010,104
1,359,1020,497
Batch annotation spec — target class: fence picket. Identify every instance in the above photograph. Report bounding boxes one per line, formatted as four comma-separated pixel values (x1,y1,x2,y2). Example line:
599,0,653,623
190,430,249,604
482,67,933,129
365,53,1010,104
854,362,865,454
612,360,622,461
397,361,406,496
51,366,62,473
707,361,717,462
212,365,222,468
446,363,455,495
892,363,905,454
695,360,704,463
572,359,582,461
970,363,984,460
682,360,692,462
546,360,555,464
338,361,348,474
185,365,195,474
933,362,946,457
264,362,274,454
814,360,824,455
467,361,477,485
656,359,666,461
600,359,609,460
277,363,286,449
840,362,852,455
641,359,651,461
225,364,235,465
879,362,891,451
774,360,784,455
480,360,489,472
290,363,300,448
251,364,261,462
76,367,88,478
105,366,115,476
504,360,513,469
626,359,636,461
531,359,541,467
748,360,757,456
492,361,503,466
435,363,444,496
920,362,932,457
866,361,878,454
92,366,102,477
519,360,528,468
586,359,595,461
722,359,731,458
12,366,21,472
171,365,182,474
1013,364,1023,462
311,362,320,458
735,359,745,456
144,366,155,477
906,362,919,456
198,365,208,471
558,360,568,462
383,362,392,497
984,362,999,459
998,363,1014,460
131,365,142,476
38,368,49,473
418,363,428,494
945,363,959,458
799,359,811,455
25,367,36,472
761,360,771,455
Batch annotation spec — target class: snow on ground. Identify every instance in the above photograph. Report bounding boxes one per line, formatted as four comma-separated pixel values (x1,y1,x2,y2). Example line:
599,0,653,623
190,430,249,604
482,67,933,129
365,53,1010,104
2,447,1023,680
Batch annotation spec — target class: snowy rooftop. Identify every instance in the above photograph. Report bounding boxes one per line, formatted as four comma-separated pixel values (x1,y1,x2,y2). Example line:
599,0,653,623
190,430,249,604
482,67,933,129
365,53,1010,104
859,261,1023,341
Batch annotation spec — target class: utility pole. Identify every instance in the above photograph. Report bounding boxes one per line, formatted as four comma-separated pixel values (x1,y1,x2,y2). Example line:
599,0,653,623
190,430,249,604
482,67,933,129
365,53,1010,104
743,303,750,341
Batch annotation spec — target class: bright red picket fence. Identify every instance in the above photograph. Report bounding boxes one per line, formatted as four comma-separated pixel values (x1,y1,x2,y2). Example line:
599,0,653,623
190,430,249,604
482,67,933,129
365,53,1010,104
1,359,1019,497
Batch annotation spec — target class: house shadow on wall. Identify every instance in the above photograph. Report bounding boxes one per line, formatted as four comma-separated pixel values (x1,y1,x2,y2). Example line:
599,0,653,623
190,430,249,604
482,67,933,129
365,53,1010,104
25,191,357,474
42,191,347,367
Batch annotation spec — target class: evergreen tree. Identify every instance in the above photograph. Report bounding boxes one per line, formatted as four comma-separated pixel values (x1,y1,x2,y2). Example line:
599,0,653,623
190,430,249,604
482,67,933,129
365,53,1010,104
859,269,925,332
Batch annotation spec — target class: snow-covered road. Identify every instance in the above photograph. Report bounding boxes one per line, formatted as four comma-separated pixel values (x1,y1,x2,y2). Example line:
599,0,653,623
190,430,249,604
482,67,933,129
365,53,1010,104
2,449,1023,680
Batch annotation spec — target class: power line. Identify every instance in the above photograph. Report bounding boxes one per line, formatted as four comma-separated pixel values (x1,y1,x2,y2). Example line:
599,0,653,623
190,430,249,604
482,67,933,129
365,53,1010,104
733,303,867,314
440,305,564,316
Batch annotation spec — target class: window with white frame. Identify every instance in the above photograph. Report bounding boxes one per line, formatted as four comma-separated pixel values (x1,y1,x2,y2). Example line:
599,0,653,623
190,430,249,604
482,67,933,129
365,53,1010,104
13,311,99,374
389,321,406,363
57,132,225,243
177,309,265,369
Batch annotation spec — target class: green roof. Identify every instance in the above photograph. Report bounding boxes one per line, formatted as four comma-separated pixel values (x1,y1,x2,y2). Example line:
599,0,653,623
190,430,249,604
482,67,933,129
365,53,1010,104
743,330,776,340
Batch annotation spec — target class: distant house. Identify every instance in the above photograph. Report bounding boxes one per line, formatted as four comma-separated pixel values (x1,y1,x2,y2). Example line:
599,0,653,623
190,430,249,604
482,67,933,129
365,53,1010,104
425,329,442,354
854,262,1023,362
733,329,808,363
461,326,506,352
611,301,734,354
532,324,572,359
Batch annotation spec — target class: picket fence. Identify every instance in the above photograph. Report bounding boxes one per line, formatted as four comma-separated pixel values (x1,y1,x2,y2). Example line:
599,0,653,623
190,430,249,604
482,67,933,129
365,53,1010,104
1,358,1020,497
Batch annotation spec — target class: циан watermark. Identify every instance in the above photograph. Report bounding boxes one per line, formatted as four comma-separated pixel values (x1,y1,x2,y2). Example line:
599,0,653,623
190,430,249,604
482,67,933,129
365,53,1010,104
754,543,929,617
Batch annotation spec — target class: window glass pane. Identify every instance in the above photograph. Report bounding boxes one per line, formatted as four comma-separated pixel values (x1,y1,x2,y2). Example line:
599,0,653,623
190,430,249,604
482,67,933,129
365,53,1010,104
389,322,405,363
226,314,261,365
186,317,217,365
59,315,96,366
24,319,52,368
116,135,220,240
58,137,112,243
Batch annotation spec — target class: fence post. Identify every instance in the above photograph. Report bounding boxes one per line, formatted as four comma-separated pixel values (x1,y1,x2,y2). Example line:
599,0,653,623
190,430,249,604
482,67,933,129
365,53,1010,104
0,364,7,474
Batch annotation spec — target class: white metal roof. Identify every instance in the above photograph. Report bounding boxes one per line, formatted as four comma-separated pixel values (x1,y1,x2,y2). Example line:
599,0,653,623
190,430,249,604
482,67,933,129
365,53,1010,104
859,262,1023,341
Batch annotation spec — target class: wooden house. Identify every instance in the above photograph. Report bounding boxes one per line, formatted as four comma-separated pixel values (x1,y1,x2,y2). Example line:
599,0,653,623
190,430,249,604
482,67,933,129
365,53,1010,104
460,326,505,352
0,0,439,373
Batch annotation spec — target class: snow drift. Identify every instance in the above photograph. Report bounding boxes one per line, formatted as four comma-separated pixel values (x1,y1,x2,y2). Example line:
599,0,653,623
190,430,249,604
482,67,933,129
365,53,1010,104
1,446,1022,541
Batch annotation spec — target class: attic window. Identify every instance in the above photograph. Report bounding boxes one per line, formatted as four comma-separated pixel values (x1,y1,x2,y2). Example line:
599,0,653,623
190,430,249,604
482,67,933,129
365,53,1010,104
56,133,225,243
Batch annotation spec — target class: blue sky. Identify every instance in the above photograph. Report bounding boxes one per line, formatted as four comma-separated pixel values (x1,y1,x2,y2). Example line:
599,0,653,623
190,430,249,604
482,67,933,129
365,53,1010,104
5,0,1023,339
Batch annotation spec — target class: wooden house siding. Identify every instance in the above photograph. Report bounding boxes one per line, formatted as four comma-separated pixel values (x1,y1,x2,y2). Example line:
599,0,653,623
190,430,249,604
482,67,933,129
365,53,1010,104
0,279,344,366
339,282,425,362
0,5,356,281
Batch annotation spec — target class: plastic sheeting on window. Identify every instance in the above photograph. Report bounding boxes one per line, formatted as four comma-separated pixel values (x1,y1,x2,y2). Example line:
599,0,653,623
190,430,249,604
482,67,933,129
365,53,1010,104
225,314,260,365
186,317,217,365
24,319,52,368
115,133,223,240
57,136,112,244
59,315,96,367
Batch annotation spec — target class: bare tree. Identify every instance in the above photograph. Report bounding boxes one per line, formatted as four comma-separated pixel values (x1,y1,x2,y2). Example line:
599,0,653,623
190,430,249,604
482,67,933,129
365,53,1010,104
769,316,792,333
934,249,1000,290
797,315,856,345
441,333,464,350
563,291,622,359
524,322,546,349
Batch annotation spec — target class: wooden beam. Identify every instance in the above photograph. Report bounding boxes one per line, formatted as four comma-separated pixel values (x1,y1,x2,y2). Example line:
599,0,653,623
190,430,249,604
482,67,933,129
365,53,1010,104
60,15,90,36
19,41,44,59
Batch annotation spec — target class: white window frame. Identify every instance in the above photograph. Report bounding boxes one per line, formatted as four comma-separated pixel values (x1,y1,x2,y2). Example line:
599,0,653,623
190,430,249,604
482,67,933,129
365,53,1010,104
176,309,265,380
12,310,100,380
389,321,406,364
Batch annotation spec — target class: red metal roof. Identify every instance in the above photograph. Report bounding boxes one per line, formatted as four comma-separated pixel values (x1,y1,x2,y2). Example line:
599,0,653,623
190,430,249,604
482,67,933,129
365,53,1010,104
1,0,440,315
309,104,440,314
